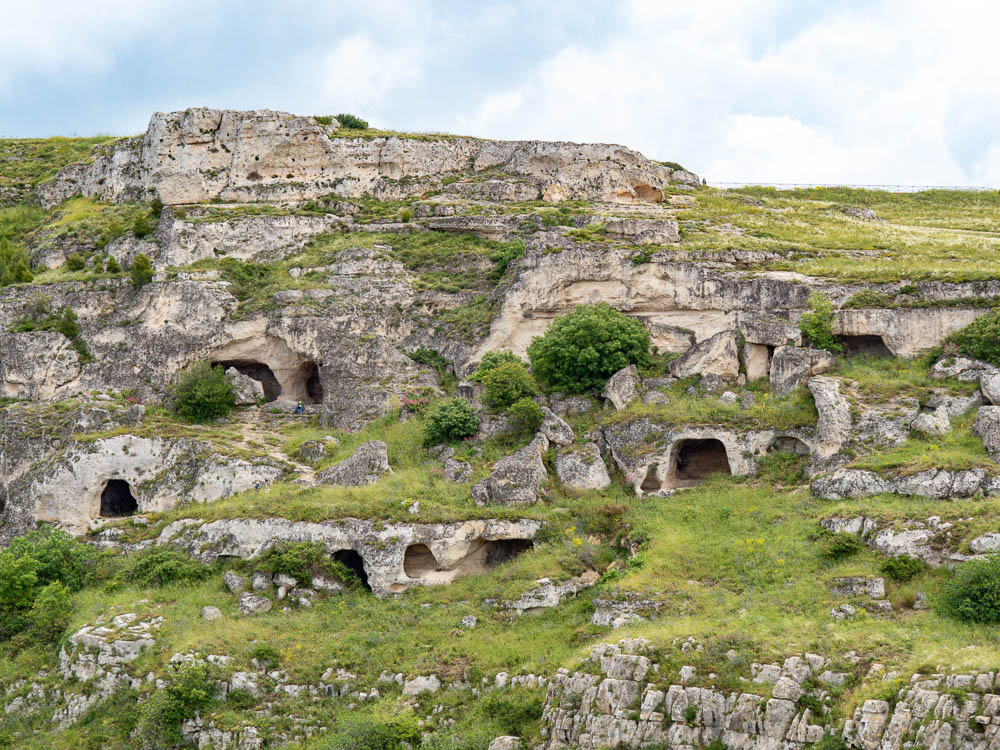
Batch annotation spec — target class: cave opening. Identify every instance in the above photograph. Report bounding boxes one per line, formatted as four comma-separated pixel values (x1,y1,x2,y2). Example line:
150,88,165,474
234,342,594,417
213,360,282,402
671,439,731,484
836,334,893,358
333,549,371,591
640,464,662,493
402,539,533,584
301,361,324,404
100,479,138,518
403,544,437,578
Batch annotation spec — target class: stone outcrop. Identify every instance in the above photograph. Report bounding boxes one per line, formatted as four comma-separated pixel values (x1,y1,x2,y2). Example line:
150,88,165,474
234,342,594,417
668,330,740,382
316,440,392,486
1,434,282,542
813,467,999,500
807,377,852,462
821,515,982,566
155,516,542,597
602,365,642,410
555,443,611,491
226,366,265,405
472,434,549,504
40,109,695,207
974,407,1000,461
503,572,599,614
769,346,835,393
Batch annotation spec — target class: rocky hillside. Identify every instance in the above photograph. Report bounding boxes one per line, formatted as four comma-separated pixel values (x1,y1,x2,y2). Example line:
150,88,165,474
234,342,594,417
1,109,1000,750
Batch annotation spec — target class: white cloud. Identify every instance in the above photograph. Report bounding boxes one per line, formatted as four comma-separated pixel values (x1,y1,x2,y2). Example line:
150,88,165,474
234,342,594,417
457,0,1000,186
317,34,426,114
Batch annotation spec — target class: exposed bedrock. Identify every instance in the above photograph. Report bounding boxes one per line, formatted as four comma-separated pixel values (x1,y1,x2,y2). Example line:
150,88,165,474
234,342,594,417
154,516,543,597
37,108,697,207
0,435,282,543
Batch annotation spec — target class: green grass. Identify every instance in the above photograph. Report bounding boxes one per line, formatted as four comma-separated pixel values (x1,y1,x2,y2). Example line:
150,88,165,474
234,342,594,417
0,136,115,191
832,354,978,401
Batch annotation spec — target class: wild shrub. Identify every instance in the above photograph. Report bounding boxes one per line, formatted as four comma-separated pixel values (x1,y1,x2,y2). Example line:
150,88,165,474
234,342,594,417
527,302,651,393
813,529,863,560
477,690,544,737
316,716,421,750
136,662,215,748
105,256,121,273
938,555,1000,623
124,547,211,587
480,361,537,408
250,644,281,668
65,252,86,271
507,397,544,436
469,350,522,382
27,581,72,643
335,113,369,130
490,239,526,278
880,554,927,583
798,292,842,353
424,398,479,445
10,303,93,362
150,197,164,219
172,361,236,423
260,541,329,582
129,253,154,289
132,212,153,238
943,309,1000,366
0,239,33,286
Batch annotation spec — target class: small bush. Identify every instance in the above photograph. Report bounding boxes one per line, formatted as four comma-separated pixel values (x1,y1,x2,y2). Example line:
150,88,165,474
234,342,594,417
65,252,86,271
527,302,651,393
814,735,850,750
798,292,842,354
125,547,211,587
335,113,369,130
27,581,72,643
478,690,544,737
842,289,892,309
260,541,328,583
424,398,479,445
317,716,421,750
0,240,33,286
880,554,927,583
480,361,537,409
490,239,526,278
938,555,1000,623
314,115,334,126
150,197,164,219
814,529,863,560
250,644,282,668
105,256,121,274
172,361,236,423
132,212,153,238
469,350,522,382
507,397,544,436
130,253,154,289
944,309,1000,366
684,704,698,723
136,662,215,748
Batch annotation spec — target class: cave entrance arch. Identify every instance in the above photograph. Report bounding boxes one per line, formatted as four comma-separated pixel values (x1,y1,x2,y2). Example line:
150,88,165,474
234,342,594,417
836,334,893,358
301,361,324,404
768,436,810,455
669,439,731,486
100,480,138,517
640,464,662,493
213,360,282,402
333,549,371,591
402,539,533,584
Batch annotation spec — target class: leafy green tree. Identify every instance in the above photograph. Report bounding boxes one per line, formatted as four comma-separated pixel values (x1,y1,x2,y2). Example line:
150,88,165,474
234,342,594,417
27,582,72,643
798,292,842,354
65,252,86,271
130,253,154,289
172,361,236,423
527,303,651,393
469,350,522,383
480,361,537,408
0,240,34,286
507,397,544,436
105,256,122,274
335,113,369,130
424,398,479,445
132,212,153,238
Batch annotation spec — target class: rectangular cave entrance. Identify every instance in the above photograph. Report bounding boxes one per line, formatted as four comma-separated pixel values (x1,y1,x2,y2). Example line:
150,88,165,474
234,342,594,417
836,334,893,358
403,539,533,585
666,438,732,488
100,479,138,517
333,549,371,591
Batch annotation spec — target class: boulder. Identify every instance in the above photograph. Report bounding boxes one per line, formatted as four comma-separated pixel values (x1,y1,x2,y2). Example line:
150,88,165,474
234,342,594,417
316,441,392,486
769,346,835,393
974,407,1000,461
983,372,1000,405
808,377,852,458
224,367,264,406
741,343,771,381
223,571,247,595
669,330,740,382
738,313,802,347
830,577,886,598
812,469,893,499
298,437,338,463
471,435,548,504
969,533,1000,554
237,592,272,616
200,606,222,621
539,407,574,446
402,675,440,696
910,408,951,436
443,458,472,483
602,365,641,410
487,738,524,750
555,443,611,491
504,571,599,613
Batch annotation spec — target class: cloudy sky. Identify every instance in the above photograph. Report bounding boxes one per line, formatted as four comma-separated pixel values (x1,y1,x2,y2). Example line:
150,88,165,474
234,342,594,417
2,0,998,186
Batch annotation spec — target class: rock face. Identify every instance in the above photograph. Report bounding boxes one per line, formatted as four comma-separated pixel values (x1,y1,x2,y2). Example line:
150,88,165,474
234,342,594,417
769,346,835,393
555,443,611,491
813,467,998,500
41,109,695,207
0,434,282,542
602,366,642,410
225,366,264,405
155,516,542,597
504,572,599,614
472,435,549,504
0,331,81,399
974,406,1000,461
821,515,982,566
316,441,392,486
668,331,739,382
